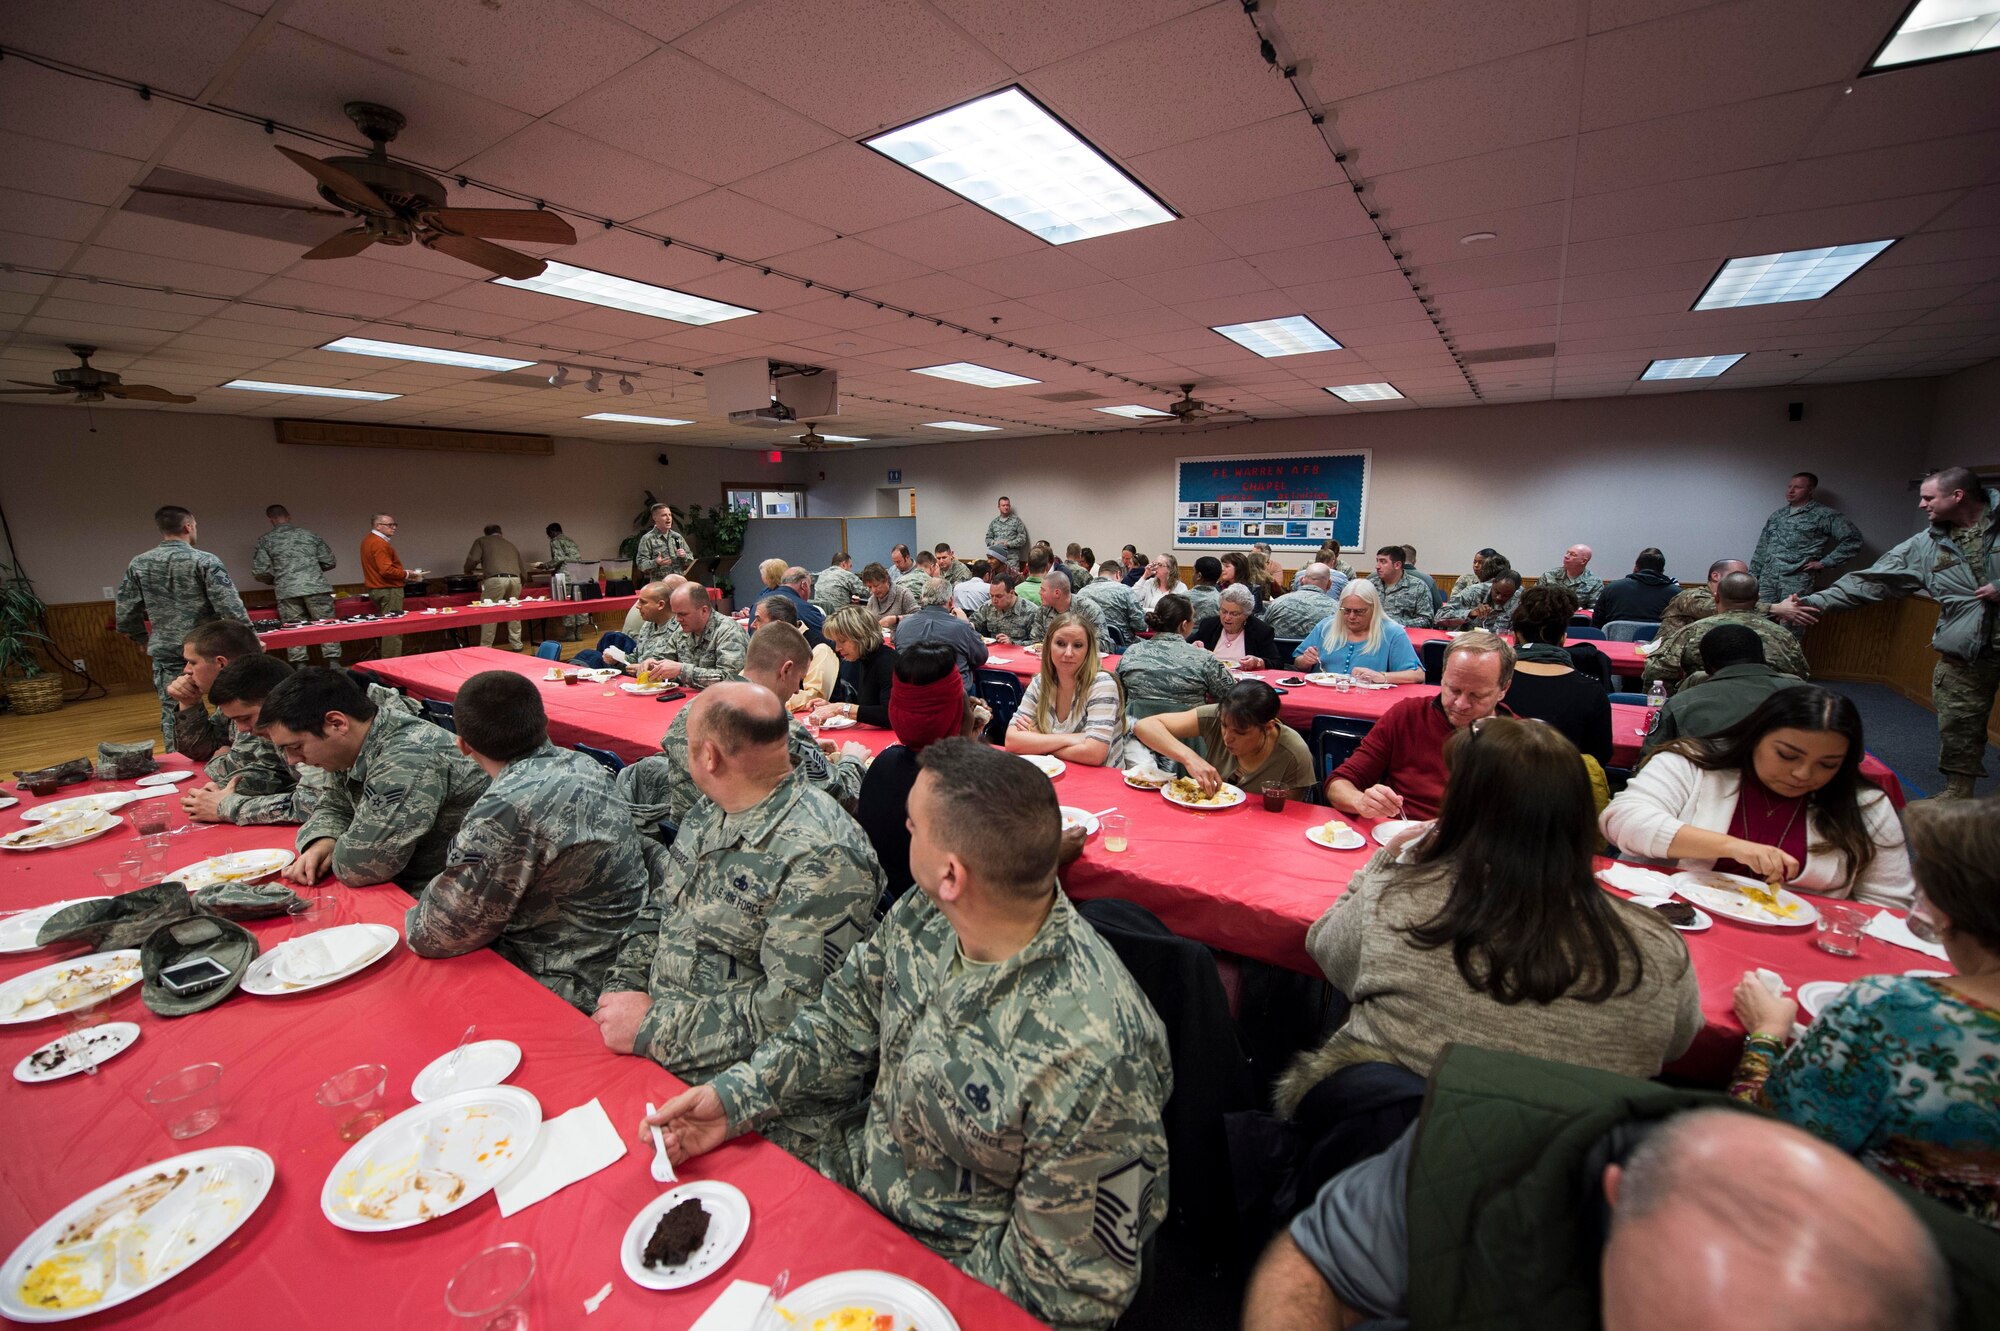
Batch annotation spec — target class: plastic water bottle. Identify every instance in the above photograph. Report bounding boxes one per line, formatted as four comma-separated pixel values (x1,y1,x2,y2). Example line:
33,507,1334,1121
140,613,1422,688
1646,680,1666,732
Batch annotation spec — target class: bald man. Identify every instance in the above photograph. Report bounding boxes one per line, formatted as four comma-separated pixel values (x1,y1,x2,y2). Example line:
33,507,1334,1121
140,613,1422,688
1541,543,1604,609
593,682,883,1162
1246,1048,1960,1331
641,581,747,688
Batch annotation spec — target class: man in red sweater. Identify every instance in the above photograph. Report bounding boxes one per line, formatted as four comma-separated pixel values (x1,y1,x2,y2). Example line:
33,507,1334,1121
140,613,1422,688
1326,631,1514,819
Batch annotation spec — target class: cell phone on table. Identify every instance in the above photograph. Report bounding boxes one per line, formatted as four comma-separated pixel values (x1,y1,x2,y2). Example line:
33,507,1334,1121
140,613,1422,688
159,956,231,995
651,687,687,702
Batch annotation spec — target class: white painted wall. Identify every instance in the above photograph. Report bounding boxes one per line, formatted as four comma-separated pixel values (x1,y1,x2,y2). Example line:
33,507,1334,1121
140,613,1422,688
1928,360,2000,471
810,379,1948,583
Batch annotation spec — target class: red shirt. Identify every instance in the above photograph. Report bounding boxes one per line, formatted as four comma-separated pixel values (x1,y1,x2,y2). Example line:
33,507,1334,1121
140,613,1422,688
1331,695,1511,819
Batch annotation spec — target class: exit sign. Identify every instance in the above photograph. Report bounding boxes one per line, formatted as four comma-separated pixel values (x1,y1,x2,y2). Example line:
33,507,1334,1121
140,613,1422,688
887,469,902,483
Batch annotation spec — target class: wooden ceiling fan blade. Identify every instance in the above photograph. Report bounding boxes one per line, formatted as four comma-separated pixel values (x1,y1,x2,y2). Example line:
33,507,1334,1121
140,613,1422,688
275,145,392,215
301,228,379,261
127,184,347,216
422,232,547,281
0,386,71,394
104,384,198,404
426,208,577,244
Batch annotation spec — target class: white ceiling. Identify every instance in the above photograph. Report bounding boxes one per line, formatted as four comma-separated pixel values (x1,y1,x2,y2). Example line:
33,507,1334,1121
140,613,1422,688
0,0,1995,448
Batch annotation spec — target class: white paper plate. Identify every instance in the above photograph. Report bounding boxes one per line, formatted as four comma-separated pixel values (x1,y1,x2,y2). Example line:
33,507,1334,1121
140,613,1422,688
1161,780,1244,810
0,899,109,955
0,796,16,810
579,668,620,682
1370,818,1433,847
14,1023,141,1083
1059,807,1100,837
0,1146,275,1322
1018,754,1066,779
819,715,857,730
0,951,142,1024
242,923,398,996
133,770,197,787
165,848,295,891
619,681,675,695
1671,871,1819,929
1641,901,1713,933
783,1270,961,1331
1122,768,1172,790
1,812,122,852
1797,979,1850,1020
411,1040,523,1102
1305,821,1367,851
21,789,172,823
619,1180,751,1291
1303,672,1350,686
321,1085,541,1232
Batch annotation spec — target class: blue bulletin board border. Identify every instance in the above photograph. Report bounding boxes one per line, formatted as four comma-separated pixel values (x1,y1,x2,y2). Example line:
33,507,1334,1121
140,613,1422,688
1173,449,1370,551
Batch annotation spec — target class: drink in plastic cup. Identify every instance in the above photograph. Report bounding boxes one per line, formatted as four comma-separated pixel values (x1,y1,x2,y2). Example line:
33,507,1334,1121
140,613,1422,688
1101,814,1129,853
1815,902,1868,957
290,894,341,940
130,803,170,839
446,1242,536,1330
1262,784,1288,813
146,1063,224,1139
317,1064,389,1141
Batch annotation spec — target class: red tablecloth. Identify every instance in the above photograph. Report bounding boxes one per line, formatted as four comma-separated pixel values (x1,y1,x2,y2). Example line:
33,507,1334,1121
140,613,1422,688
0,764,1047,1330
255,596,635,651
1406,626,1645,673
248,593,486,623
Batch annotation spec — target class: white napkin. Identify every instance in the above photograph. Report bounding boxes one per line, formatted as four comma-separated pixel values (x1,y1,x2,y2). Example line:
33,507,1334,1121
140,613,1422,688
495,1097,627,1217
601,645,629,666
1597,863,1677,902
277,927,379,984
688,1280,772,1331
1865,911,1949,961
1753,967,1790,997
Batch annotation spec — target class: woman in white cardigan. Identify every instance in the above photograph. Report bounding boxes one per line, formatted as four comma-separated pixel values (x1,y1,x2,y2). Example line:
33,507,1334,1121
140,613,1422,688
1601,685,1914,908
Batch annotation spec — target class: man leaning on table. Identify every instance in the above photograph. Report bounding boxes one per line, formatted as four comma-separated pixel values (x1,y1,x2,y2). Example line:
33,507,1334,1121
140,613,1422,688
168,619,264,765
405,671,653,1011
360,512,409,658
1326,631,1514,821
647,740,1171,1331
180,654,349,827
261,667,489,890
594,682,884,1160
638,582,747,688
463,523,526,651
116,503,251,747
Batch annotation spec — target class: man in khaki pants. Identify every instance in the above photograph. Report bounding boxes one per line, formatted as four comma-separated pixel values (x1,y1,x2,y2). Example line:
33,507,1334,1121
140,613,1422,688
465,524,526,650
361,513,407,658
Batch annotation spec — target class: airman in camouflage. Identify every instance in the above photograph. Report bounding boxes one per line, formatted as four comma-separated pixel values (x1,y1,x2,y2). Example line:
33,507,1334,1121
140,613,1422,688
1641,608,1810,694
252,507,339,664
1078,571,1146,648
635,505,695,580
972,578,1046,644
1538,544,1604,609
407,741,656,1010
547,528,590,634
935,547,972,585
1115,627,1236,711
1260,564,1343,637
115,506,249,746
645,584,747,688
811,556,867,616
985,499,1030,568
1371,569,1435,629
896,554,934,601
654,741,1171,1331
1751,472,1864,614
1436,575,1523,636
598,687,884,1160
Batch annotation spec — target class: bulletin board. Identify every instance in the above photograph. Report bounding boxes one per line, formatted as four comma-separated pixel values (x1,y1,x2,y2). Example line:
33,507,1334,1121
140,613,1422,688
1173,450,1369,550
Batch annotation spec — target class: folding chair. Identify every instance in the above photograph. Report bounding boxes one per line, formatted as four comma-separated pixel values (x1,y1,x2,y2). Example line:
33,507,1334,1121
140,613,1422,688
1420,637,1448,684
417,698,456,734
974,668,1024,741
1609,692,1649,705
1566,626,1606,641
1602,620,1659,642
534,640,561,660
1310,715,1375,783
1272,637,1304,668
575,743,625,774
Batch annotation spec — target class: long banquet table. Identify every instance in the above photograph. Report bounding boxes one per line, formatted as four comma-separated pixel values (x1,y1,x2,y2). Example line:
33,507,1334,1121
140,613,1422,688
0,761,1049,1329
356,648,1943,1087
253,595,636,652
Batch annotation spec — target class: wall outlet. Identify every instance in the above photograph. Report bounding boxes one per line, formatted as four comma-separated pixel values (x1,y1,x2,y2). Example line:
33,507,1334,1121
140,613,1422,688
72,659,87,673
102,586,116,599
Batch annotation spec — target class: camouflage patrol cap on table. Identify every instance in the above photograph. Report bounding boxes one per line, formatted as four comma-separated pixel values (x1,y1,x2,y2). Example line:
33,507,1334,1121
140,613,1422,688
141,914,258,1017
95,740,158,780
190,880,301,920
37,883,192,951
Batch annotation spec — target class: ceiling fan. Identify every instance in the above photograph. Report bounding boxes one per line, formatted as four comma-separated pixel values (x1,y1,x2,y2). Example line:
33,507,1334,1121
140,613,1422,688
127,102,576,280
1,345,195,405
1166,384,1242,423
793,426,855,451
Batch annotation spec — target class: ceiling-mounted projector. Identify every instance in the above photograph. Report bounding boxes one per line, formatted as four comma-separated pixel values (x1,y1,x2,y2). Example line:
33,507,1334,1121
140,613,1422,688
707,358,838,428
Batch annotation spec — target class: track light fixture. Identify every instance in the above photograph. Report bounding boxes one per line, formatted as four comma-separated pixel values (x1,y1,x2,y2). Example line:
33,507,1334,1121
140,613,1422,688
618,376,634,396
548,364,570,388
584,370,604,394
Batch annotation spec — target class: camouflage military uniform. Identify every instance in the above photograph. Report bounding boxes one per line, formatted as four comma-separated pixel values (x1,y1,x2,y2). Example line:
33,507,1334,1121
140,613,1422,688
1371,573,1435,628
1537,567,1605,609
1063,560,1094,591
1115,631,1236,711
1640,610,1810,694
658,614,748,688
252,522,339,663
116,539,251,748
1076,579,1145,647
1449,571,1480,600
706,888,1172,1331
635,707,865,826
604,770,884,1158
811,565,867,616
549,534,589,634
896,566,930,601
406,744,654,1010
627,616,677,665
972,597,1045,644
1260,587,1341,638
985,513,1030,568
1751,499,1863,610
634,525,694,580
1436,581,1522,635
1185,583,1221,626
296,704,490,889
938,559,972,586
1655,587,1712,643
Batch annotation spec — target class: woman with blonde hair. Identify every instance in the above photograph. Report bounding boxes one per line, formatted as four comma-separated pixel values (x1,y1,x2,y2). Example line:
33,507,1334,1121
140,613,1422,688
810,604,897,728
1006,612,1126,766
1293,577,1423,681
758,557,786,591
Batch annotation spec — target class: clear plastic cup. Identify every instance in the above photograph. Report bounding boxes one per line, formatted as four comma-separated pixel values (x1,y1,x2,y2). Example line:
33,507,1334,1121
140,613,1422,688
1262,784,1288,813
1815,902,1868,957
290,894,341,940
317,1064,389,1141
1101,814,1129,853
91,866,124,892
130,803,170,839
145,1063,224,1139
446,1242,536,1330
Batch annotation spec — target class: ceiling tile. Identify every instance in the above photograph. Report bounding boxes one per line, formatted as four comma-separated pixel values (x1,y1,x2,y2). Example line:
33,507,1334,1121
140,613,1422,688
731,142,955,236
1571,165,1787,241
1366,138,1577,230
858,205,1044,270
631,189,835,261
1124,258,1273,304
1203,186,1379,257
1248,234,1404,289
928,0,1209,72
762,238,931,292
1125,114,1343,217
457,123,709,223
1573,86,1830,196
0,0,261,97
1327,42,1583,176
948,248,1109,299
0,58,189,159
1777,132,2000,212
1282,0,1576,102
1732,192,1966,255
1808,55,2000,156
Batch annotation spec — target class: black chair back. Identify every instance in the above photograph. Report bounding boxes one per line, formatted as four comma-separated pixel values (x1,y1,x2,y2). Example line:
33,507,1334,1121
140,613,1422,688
1420,637,1448,684
1309,715,1374,781
574,742,625,774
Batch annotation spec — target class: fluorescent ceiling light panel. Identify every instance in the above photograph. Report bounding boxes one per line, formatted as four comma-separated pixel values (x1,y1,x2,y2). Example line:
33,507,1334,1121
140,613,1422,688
911,362,1041,388
1094,404,1173,418
222,379,399,400
320,337,534,371
1323,382,1404,402
582,412,694,426
864,86,1176,246
1691,242,1895,309
819,433,870,443
1639,354,1745,380
1868,0,2000,69
1212,316,1342,357
923,421,1002,432
494,261,756,325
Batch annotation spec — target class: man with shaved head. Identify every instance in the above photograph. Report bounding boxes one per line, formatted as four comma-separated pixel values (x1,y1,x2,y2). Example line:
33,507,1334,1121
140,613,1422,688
1652,557,1758,646
1540,543,1604,609
1245,1047,1967,1331
639,581,747,688
593,680,884,1162
1642,569,1808,694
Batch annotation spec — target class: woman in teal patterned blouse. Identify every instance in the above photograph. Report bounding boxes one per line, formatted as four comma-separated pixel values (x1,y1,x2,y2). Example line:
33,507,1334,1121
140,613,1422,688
1730,797,2000,1228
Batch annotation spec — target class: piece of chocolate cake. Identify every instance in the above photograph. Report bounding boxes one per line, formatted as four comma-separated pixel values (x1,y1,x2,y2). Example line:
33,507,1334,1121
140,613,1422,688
642,1198,710,1268
1652,901,1698,927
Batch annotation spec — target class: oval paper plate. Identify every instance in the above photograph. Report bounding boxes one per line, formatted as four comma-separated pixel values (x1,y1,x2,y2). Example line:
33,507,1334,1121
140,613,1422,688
0,898,110,955
620,681,675,695
134,770,198,787
1305,821,1367,851
1370,818,1433,847
320,1086,542,1232
619,1180,751,1291
1018,754,1065,778
1059,807,1100,837
1122,768,1172,790
165,848,296,892
818,715,857,730
242,923,398,996
1161,780,1244,810
14,1022,141,1083
1671,871,1819,929
0,951,142,1024
783,1270,961,1331
1797,979,1850,1020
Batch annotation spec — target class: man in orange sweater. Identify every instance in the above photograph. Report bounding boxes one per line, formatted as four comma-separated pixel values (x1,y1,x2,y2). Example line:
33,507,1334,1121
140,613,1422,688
361,512,408,658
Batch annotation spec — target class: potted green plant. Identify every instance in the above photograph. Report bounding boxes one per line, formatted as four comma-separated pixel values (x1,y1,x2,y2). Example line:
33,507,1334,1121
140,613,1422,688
672,502,751,604
0,559,64,715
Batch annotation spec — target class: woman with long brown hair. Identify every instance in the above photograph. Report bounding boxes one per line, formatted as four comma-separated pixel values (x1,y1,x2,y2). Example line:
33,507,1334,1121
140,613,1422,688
1005,612,1127,766
1279,718,1699,1114
1601,685,1913,907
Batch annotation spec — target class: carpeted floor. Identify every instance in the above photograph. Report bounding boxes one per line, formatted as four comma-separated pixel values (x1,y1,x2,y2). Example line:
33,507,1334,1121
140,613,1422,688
1822,681,2000,799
